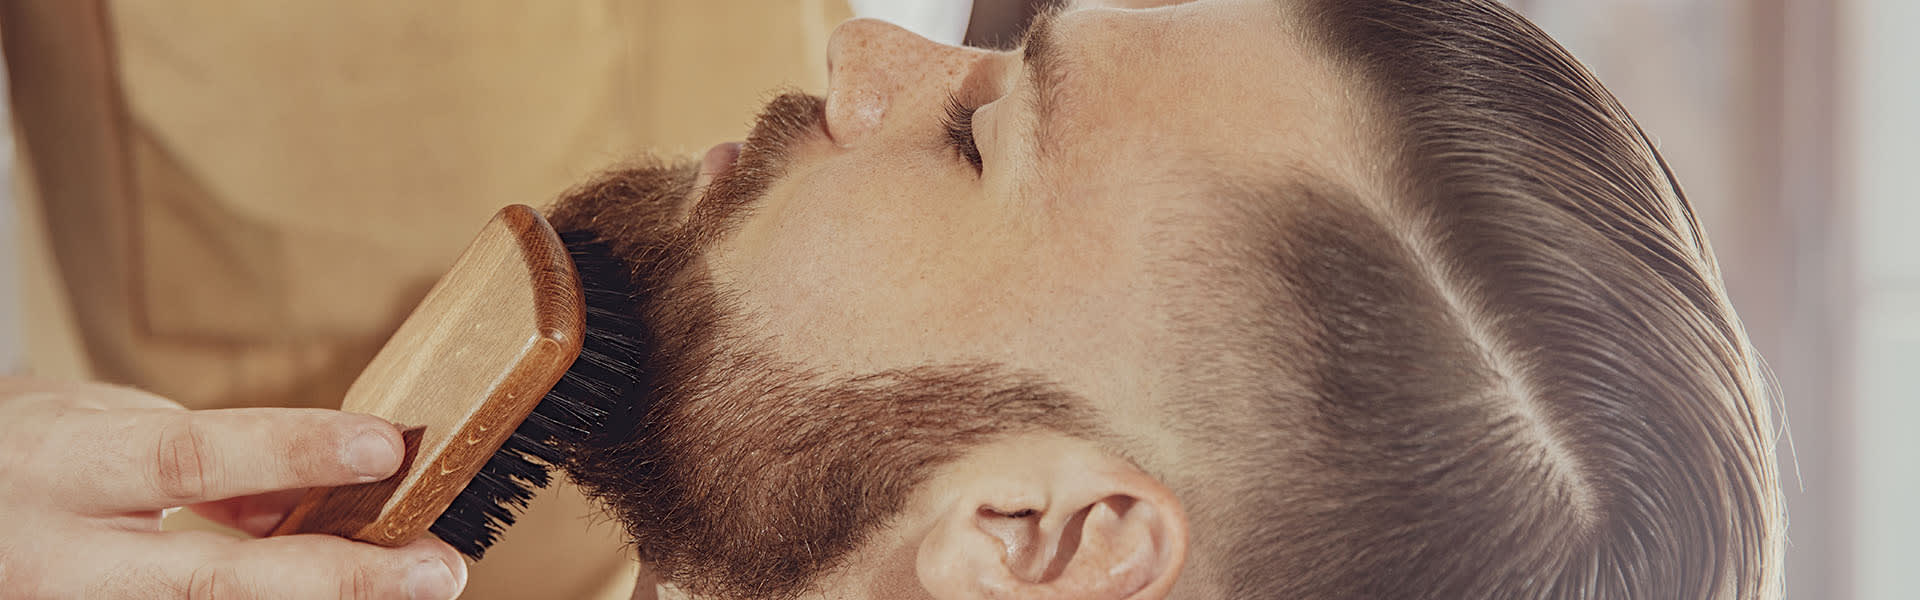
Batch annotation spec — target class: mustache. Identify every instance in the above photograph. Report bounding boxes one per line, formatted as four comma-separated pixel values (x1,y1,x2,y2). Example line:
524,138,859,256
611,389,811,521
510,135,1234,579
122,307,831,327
682,91,826,249
744,90,828,156
542,90,826,330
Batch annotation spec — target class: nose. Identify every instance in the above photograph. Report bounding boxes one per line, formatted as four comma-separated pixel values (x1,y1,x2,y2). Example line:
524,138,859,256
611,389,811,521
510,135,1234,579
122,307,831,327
825,18,991,147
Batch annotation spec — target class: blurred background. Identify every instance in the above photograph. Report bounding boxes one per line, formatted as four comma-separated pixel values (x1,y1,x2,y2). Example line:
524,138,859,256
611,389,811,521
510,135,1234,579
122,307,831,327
1,1,1912,598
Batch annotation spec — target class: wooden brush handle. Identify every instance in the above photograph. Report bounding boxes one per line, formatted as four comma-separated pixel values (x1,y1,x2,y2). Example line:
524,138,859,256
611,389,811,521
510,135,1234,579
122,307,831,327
270,205,585,546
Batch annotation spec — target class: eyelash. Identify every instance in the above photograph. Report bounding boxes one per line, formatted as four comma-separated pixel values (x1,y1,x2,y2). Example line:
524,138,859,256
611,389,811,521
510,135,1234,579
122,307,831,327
940,94,984,172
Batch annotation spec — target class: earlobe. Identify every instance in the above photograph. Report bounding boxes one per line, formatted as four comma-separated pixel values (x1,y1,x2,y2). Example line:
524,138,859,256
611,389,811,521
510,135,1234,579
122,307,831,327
915,436,1188,599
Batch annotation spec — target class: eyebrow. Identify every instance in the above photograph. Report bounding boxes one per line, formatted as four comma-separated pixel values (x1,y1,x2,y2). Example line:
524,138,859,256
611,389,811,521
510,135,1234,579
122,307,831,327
1019,4,1072,160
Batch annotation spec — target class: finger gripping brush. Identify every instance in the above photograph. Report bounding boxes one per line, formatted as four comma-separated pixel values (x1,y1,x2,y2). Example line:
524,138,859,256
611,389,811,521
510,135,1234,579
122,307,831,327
269,204,642,560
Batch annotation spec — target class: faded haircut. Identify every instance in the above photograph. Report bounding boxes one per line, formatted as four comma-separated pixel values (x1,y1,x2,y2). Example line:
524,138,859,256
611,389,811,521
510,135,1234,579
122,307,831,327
1170,1,1784,597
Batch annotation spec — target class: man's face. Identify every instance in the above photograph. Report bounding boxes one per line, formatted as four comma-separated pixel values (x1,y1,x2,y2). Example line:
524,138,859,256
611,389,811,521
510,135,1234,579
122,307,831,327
705,0,1371,440
554,0,1379,596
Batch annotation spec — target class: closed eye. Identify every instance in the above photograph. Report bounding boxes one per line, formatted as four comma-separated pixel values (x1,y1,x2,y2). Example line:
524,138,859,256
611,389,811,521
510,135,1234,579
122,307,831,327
940,93,984,172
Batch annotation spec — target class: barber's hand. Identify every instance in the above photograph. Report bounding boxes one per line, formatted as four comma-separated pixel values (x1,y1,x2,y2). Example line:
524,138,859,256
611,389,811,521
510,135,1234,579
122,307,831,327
0,378,467,599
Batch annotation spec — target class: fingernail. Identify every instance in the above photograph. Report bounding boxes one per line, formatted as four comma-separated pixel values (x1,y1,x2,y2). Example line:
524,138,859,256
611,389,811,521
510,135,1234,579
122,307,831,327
406,558,459,600
342,429,400,480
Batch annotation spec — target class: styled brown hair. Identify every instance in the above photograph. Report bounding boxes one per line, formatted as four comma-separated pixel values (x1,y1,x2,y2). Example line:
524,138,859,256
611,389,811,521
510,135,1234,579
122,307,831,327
1175,0,1784,597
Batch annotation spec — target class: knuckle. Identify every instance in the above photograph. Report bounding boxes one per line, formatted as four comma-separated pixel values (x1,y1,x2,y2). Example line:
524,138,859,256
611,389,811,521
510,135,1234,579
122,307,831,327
341,563,386,600
187,561,247,600
153,417,213,503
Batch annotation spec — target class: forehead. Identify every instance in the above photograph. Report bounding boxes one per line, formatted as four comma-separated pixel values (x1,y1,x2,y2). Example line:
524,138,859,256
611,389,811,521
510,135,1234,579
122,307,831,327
1035,0,1381,205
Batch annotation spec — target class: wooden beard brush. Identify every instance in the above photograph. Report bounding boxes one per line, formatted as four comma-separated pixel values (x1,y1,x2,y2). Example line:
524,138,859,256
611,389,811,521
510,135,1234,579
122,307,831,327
268,204,642,560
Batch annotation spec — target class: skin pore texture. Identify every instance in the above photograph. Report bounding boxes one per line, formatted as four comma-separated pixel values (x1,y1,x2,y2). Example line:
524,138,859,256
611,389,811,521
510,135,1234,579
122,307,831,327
546,0,1384,598
714,0,1382,421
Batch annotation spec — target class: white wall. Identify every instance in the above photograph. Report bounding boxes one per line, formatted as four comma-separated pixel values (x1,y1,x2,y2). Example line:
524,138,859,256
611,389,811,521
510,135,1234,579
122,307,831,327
1845,0,1920,598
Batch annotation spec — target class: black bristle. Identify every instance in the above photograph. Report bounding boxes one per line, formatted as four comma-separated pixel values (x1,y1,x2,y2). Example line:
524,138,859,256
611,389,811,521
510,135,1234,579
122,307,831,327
427,231,645,559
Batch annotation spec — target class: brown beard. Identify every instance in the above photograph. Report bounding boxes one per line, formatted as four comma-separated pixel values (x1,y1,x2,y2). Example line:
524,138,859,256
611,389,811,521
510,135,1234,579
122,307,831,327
544,92,1095,599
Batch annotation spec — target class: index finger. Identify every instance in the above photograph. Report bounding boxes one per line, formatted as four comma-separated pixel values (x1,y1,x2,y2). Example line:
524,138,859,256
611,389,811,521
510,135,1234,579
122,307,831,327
53,407,406,513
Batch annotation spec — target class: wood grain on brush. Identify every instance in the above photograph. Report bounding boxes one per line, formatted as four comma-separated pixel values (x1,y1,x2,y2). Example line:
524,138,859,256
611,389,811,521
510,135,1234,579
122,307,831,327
269,204,585,546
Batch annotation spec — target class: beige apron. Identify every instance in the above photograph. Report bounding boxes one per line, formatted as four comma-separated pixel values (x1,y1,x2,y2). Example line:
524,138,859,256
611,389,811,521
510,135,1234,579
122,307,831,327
3,2,850,597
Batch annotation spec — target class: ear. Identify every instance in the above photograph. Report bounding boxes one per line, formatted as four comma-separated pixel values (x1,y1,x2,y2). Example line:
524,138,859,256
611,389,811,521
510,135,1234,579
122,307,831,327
915,435,1188,600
